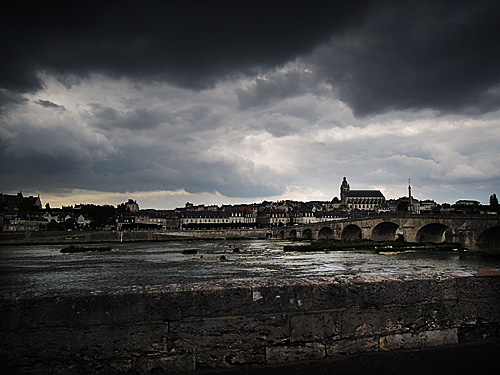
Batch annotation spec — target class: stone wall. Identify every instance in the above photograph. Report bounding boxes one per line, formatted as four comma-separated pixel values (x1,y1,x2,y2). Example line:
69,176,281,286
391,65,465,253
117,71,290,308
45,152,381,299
0,228,269,245
1,275,499,374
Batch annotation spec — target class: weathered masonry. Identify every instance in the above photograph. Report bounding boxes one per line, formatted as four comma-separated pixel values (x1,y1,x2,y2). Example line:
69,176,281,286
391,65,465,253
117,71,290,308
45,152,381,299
1,275,499,374
272,214,500,250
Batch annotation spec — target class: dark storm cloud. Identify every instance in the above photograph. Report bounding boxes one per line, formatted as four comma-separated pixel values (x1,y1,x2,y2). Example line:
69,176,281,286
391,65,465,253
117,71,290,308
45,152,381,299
87,104,161,130
3,1,498,116
35,100,65,110
0,1,372,98
236,69,315,110
311,0,500,116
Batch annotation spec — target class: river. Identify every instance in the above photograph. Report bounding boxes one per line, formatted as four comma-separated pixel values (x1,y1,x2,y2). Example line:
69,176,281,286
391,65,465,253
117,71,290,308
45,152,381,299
1,239,499,294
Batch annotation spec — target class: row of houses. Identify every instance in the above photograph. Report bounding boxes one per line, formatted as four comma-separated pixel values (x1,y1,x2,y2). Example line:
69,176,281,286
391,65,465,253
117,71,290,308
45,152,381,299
116,209,346,230
2,210,93,232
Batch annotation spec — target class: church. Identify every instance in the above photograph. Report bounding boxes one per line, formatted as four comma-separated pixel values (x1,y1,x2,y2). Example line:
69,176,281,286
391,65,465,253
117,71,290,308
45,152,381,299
340,177,386,212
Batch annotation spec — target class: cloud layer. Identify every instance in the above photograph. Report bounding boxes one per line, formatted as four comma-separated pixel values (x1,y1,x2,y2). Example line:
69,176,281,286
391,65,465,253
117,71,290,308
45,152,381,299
1,1,499,207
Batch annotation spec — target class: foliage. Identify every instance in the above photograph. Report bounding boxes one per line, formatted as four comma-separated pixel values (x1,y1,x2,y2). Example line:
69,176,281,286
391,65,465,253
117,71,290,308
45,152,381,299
77,204,117,228
60,245,112,253
490,194,499,207
46,218,77,231
120,223,161,230
283,239,463,252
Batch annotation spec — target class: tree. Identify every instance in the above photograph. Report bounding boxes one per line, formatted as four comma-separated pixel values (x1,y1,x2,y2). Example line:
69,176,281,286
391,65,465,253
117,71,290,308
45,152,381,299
397,201,409,212
116,202,130,213
490,194,499,207
78,204,117,229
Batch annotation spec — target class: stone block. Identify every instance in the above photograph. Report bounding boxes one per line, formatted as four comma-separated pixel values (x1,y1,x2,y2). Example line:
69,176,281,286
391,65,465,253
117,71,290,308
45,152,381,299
458,323,500,343
17,358,134,375
266,343,325,363
195,348,266,369
290,311,340,342
0,296,21,332
134,354,196,374
72,323,168,360
21,288,148,328
341,304,424,338
379,328,458,351
147,282,253,322
249,279,313,314
312,276,456,311
356,277,457,307
423,300,465,330
457,275,500,299
169,315,290,353
310,278,350,310
326,336,379,356
1,328,73,367
475,297,500,324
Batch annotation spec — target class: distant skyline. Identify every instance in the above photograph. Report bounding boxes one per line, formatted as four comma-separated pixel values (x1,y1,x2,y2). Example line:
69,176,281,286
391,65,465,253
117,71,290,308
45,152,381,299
2,1,500,209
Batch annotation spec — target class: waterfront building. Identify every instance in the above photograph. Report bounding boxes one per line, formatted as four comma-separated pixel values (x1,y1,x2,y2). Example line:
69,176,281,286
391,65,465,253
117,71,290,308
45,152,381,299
455,200,480,206
256,209,290,227
3,215,45,232
180,210,255,229
315,210,350,221
292,210,318,225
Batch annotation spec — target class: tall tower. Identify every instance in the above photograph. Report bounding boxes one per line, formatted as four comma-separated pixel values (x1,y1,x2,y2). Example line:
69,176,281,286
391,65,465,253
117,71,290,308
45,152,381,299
408,179,414,213
340,177,350,205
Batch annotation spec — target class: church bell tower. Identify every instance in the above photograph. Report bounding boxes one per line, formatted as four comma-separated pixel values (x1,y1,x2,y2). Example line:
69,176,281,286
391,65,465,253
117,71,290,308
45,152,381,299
340,177,350,205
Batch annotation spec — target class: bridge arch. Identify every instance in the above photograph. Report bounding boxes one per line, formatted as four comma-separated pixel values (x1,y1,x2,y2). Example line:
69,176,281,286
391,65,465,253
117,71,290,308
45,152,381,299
416,223,452,243
477,226,500,248
288,229,297,239
278,230,285,239
319,227,334,239
302,229,313,239
371,222,399,241
342,224,362,240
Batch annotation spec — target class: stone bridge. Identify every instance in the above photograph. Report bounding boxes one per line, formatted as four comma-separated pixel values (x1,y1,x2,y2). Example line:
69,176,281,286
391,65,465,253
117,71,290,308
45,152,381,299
271,214,500,250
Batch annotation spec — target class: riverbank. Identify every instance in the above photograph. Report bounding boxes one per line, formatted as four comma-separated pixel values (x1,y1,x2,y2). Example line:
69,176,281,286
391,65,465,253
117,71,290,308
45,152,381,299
0,229,270,246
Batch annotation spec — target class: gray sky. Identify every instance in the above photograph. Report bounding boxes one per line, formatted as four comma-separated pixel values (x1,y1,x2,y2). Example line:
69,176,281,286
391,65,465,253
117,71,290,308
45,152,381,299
1,0,499,208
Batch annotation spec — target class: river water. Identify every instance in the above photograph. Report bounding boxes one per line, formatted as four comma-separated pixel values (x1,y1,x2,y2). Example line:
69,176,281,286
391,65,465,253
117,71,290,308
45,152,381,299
1,240,500,294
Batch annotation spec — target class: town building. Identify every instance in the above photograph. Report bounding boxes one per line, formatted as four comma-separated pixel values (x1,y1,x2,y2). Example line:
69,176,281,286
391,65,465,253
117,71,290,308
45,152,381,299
256,209,290,227
180,209,255,229
3,215,45,232
125,199,139,213
0,192,42,211
419,200,438,213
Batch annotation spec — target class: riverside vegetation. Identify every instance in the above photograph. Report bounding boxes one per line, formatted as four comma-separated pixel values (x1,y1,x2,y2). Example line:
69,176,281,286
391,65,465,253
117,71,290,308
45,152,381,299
60,245,113,253
283,239,464,253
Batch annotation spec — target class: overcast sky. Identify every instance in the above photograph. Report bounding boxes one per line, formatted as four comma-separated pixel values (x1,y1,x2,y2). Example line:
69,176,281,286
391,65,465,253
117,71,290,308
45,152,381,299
1,0,500,209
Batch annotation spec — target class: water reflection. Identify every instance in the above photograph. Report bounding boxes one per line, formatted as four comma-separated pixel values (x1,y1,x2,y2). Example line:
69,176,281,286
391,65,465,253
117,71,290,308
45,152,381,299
1,240,499,294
